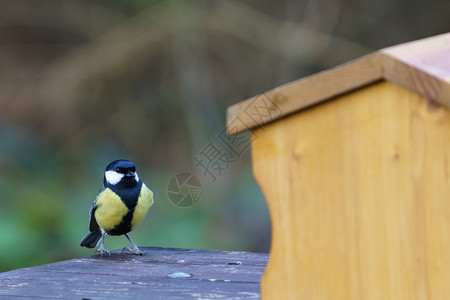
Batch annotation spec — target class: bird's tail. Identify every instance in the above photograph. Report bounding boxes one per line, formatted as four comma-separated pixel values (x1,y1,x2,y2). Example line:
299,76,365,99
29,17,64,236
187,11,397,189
80,230,102,248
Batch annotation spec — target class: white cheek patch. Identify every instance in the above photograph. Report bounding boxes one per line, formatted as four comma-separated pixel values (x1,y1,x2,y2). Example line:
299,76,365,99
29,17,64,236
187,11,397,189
105,170,124,185
135,172,139,182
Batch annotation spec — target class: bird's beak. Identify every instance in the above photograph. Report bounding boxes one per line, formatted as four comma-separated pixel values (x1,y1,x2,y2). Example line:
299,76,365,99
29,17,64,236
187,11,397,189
125,171,135,178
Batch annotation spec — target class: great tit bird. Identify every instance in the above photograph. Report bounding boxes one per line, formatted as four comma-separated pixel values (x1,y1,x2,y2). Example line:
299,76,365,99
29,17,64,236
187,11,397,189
80,160,153,255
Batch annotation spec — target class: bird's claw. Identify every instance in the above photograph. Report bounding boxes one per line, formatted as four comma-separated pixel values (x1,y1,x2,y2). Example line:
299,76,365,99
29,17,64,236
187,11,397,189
121,246,143,256
95,245,111,257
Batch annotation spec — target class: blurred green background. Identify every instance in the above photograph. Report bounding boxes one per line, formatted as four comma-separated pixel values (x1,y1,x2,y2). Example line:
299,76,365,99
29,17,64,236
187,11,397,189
0,0,448,272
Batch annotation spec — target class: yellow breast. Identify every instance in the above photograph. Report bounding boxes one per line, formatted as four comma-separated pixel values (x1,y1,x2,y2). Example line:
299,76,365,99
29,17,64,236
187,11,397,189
94,188,129,231
131,183,153,229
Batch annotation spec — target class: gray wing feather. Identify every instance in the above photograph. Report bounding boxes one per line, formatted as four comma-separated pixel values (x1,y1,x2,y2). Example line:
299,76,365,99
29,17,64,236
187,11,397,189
88,188,104,232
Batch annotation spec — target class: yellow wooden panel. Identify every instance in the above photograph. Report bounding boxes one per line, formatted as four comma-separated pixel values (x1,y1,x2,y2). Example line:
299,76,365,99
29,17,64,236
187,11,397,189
252,81,450,299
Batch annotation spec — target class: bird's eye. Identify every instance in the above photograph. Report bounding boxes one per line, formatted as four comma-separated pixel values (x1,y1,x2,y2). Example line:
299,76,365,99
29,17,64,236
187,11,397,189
116,167,121,173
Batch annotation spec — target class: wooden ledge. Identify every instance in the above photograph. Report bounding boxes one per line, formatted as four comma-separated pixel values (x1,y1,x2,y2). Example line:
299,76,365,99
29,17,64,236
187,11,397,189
0,247,268,299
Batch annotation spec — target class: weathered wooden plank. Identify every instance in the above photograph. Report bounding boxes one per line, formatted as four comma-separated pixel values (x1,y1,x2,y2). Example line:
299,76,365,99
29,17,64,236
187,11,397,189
0,247,268,299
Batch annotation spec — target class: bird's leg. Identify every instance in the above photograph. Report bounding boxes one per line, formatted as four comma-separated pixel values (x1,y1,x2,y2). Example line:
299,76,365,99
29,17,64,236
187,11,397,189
95,230,111,256
122,233,143,255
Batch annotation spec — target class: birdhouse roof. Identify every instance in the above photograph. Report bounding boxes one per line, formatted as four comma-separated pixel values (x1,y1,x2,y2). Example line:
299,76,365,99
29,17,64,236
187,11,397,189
227,32,450,135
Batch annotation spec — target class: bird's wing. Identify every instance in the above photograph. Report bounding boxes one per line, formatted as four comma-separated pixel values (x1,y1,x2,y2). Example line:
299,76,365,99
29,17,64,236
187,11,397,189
88,188,104,232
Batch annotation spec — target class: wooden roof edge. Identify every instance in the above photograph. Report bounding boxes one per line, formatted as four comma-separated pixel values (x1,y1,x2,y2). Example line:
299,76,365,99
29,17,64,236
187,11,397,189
227,33,450,135
380,32,450,106
226,53,383,135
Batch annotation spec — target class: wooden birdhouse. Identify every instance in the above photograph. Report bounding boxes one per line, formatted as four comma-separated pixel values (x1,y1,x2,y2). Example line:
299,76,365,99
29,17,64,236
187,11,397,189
227,33,450,299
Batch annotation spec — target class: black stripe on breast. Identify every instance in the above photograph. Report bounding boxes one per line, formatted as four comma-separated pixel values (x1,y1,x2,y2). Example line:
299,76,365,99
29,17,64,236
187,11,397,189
106,181,143,236
107,210,134,236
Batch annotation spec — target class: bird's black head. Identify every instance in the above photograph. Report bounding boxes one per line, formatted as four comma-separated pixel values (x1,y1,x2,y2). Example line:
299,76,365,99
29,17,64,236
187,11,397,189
104,159,140,188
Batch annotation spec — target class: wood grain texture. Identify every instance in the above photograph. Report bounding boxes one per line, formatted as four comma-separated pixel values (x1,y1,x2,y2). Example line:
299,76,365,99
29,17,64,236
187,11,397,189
252,81,450,299
0,247,268,299
227,32,450,135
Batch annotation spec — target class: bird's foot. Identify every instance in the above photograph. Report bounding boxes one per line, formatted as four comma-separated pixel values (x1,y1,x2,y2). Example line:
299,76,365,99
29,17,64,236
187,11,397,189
121,246,143,256
95,245,111,257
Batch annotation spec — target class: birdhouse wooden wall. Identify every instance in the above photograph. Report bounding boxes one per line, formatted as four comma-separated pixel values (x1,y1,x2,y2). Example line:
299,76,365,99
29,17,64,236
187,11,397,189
227,33,450,299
